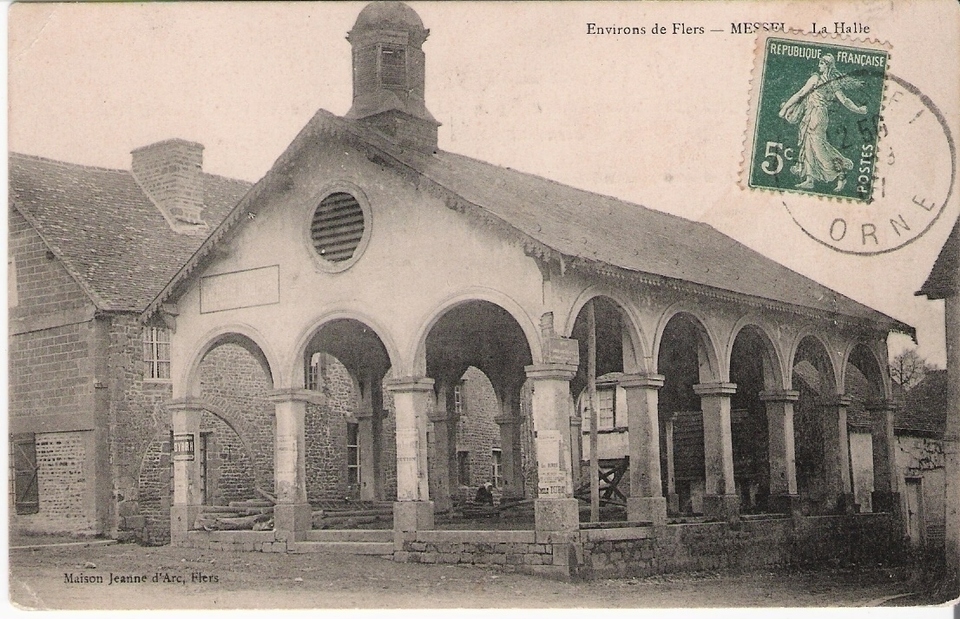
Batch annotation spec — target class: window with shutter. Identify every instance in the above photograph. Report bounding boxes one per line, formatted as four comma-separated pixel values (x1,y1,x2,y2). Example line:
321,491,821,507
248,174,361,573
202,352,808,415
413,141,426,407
13,433,39,515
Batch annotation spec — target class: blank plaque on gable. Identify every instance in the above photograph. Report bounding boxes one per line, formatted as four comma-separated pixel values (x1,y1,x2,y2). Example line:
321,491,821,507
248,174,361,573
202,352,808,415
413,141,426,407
200,265,280,314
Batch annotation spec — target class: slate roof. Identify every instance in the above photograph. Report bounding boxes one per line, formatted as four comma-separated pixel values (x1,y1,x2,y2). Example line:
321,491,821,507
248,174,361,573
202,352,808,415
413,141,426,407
896,370,948,436
143,110,913,336
9,152,252,311
916,219,959,300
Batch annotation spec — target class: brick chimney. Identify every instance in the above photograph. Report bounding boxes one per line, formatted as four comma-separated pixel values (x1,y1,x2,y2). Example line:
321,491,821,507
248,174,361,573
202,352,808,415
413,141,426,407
130,139,208,235
346,2,439,154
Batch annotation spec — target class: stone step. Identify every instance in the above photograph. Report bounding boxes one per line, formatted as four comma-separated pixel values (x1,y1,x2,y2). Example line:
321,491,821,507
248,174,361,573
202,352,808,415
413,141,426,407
289,541,394,555
305,529,393,543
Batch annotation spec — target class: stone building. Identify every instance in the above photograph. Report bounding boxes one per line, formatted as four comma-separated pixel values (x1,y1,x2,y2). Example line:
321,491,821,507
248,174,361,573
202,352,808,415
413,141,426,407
8,144,250,539
916,219,959,589
137,2,915,576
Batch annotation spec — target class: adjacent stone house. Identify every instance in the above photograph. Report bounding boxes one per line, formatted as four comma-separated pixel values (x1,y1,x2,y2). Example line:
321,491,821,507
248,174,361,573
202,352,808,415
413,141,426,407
8,144,250,540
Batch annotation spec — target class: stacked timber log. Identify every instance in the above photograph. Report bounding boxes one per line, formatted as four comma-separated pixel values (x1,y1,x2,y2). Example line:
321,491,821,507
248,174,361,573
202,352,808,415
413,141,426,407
195,498,275,531
311,501,393,529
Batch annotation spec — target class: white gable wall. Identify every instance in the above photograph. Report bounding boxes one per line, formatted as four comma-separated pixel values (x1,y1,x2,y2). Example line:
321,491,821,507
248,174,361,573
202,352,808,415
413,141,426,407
170,137,546,395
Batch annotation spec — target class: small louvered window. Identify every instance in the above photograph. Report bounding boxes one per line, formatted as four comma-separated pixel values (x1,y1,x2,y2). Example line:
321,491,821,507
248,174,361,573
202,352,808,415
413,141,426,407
380,46,406,88
311,192,365,263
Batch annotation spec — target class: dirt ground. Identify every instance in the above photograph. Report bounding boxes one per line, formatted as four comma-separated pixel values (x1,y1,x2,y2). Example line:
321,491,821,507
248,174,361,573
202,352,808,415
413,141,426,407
5,537,954,611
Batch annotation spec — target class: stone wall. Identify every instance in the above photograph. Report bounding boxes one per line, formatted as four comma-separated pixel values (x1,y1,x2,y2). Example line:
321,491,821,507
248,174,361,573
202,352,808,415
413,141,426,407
897,434,946,547
20,431,97,535
455,367,502,491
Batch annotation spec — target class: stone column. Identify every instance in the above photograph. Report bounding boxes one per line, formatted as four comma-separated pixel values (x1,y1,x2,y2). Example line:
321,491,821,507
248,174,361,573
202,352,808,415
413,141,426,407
760,389,801,514
356,373,377,501
525,363,580,533
167,398,203,537
821,395,855,513
620,373,667,525
569,414,583,493
868,399,900,515
494,413,521,498
664,412,679,513
694,382,740,521
268,388,322,542
384,377,435,532
428,383,454,513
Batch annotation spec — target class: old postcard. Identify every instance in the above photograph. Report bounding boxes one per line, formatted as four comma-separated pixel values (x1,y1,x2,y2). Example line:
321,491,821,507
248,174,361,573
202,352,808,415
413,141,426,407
6,1,959,613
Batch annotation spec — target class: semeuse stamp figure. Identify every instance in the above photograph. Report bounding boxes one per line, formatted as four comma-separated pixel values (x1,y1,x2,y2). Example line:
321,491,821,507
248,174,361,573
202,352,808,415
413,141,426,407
779,53,868,192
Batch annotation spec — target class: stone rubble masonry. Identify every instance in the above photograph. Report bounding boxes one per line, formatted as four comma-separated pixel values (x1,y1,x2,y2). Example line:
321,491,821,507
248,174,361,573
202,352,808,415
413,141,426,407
25,432,97,534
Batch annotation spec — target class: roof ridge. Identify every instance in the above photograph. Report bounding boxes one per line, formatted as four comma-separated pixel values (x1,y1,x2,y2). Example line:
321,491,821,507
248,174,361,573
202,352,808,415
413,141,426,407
435,149,705,227
9,151,133,175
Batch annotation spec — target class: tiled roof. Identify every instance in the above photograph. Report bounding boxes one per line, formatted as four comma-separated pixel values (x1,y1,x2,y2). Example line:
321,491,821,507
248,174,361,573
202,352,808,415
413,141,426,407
143,110,913,335
896,370,948,436
916,219,959,300
9,153,251,311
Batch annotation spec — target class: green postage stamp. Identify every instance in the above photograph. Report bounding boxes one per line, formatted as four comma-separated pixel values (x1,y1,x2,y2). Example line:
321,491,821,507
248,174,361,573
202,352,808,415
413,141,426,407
746,34,890,202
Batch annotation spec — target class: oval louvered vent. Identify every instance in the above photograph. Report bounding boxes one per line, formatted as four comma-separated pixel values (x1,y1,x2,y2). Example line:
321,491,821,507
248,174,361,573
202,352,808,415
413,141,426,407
311,192,365,263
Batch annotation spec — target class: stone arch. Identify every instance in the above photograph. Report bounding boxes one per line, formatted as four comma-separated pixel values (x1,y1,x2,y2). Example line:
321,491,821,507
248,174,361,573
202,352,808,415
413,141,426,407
727,320,786,513
180,325,279,398
726,318,787,391
841,341,889,401
788,331,841,396
562,287,651,375
652,305,723,382
290,308,402,388
297,315,397,503
410,287,543,377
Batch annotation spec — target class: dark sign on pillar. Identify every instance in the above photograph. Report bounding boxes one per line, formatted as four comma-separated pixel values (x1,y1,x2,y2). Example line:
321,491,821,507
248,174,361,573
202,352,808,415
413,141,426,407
172,433,195,461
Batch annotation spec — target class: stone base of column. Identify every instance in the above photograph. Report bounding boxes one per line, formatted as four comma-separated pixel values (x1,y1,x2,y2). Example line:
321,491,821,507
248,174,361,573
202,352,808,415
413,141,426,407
667,493,680,514
170,505,200,537
534,498,580,532
627,496,667,525
834,493,858,514
703,494,740,522
872,491,901,516
274,503,312,541
769,493,802,516
394,501,434,533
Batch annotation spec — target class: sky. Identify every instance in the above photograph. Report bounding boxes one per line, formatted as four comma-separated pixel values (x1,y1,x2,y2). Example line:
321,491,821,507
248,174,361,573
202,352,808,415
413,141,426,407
7,1,959,367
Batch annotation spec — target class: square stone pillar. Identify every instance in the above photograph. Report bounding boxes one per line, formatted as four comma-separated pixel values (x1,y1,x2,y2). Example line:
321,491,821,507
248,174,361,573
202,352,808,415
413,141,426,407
384,377,435,532
822,395,856,513
525,363,580,533
694,382,740,521
664,412,679,513
428,388,454,514
355,373,378,501
268,388,322,541
761,389,801,515
868,399,901,515
494,413,522,498
166,398,204,537
620,373,667,525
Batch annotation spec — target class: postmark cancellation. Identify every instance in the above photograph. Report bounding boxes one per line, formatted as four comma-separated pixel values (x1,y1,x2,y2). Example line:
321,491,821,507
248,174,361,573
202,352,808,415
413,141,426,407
743,30,954,254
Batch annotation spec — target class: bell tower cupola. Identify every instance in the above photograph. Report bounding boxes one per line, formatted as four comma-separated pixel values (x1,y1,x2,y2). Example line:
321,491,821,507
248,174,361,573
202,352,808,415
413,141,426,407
346,2,439,154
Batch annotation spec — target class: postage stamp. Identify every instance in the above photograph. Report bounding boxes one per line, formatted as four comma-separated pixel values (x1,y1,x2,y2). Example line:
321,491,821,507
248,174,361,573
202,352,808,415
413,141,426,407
746,35,889,202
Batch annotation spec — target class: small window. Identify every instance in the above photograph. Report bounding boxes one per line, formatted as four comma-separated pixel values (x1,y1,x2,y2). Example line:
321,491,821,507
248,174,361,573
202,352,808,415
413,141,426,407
143,327,171,380
380,45,406,88
453,382,464,416
457,450,470,487
347,423,361,486
12,433,39,515
598,387,616,430
306,352,329,391
491,449,503,488
311,193,365,263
